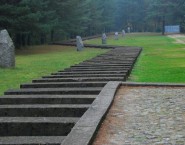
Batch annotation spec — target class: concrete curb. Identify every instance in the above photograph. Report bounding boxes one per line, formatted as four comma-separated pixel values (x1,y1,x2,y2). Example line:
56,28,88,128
61,81,121,145
122,82,185,87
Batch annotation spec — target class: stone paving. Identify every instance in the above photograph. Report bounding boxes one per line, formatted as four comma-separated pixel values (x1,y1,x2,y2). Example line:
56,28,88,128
93,86,185,145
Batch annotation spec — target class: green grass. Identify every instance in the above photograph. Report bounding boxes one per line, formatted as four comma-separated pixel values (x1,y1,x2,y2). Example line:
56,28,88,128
85,33,185,83
0,45,108,95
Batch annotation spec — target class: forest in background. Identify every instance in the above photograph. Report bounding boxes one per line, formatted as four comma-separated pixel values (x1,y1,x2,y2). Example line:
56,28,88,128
0,0,185,48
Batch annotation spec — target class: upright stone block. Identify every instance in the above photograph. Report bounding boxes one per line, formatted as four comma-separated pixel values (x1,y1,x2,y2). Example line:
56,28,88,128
102,33,107,44
122,29,126,37
114,32,119,40
76,36,84,51
0,29,15,68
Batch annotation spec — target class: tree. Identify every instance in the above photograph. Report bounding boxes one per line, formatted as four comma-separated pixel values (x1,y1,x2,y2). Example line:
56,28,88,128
147,0,177,34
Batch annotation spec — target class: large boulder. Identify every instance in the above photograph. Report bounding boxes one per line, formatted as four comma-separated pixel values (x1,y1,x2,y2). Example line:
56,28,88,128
0,29,15,68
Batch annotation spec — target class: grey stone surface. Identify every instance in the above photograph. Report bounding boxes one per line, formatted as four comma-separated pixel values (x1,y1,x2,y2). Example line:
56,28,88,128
102,33,107,44
0,117,76,136
0,94,95,105
115,32,119,40
122,82,185,87
32,77,125,83
5,87,102,95
76,36,84,51
0,104,89,117
0,29,15,68
0,136,65,145
61,81,121,145
21,82,106,88
122,29,126,37
128,26,131,33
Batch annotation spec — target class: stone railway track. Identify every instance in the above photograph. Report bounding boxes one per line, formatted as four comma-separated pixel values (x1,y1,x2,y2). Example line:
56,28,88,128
0,45,141,145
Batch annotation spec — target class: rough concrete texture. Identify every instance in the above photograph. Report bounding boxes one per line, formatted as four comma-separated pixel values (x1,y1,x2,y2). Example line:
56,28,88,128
0,29,15,68
61,81,121,145
93,86,185,145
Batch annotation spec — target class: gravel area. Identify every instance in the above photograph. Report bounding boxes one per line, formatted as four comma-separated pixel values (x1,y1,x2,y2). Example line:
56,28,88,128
93,86,185,145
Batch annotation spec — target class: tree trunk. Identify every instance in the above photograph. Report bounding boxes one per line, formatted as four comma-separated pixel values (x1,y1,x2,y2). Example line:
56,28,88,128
51,30,54,42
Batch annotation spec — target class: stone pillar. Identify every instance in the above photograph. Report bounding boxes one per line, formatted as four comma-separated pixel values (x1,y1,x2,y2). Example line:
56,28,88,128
0,29,15,68
76,36,84,51
102,33,107,44
115,32,119,40
122,30,126,37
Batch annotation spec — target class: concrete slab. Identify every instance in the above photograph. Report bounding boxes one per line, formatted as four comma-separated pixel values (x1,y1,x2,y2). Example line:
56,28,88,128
32,77,125,83
0,104,90,117
0,136,65,145
55,71,127,75
21,82,107,88
5,87,103,95
43,74,126,78
0,95,96,105
61,81,121,145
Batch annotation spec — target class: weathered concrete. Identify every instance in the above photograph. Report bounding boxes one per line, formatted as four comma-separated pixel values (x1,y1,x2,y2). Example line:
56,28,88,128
0,136,65,145
43,74,126,78
21,82,107,88
0,95,96,105
32,77,125,83
61,81,121,145
0,117,78,136
0,104,90,117
5,87,103,95
54,70,128,75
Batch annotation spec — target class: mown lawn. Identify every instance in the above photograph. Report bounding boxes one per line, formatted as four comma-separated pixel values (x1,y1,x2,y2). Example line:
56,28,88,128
85,33,185,83
0,45,108,95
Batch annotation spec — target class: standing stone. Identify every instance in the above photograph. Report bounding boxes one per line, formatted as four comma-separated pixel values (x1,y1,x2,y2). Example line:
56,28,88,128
115,32,119,40
127,27,131,33
122,29,126,37
0,29,15,68
102,33,107,44
76,36,84,51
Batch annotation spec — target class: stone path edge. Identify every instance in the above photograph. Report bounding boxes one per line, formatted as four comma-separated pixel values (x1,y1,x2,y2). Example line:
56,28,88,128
122,82,185,87
61,81,121,145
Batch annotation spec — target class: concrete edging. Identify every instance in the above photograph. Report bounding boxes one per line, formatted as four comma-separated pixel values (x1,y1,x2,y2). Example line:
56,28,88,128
61,81,121,145
122,82,185,87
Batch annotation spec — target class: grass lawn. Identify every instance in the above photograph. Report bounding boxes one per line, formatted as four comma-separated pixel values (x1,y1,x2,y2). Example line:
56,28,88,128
85,33,185,83
0,45,108,95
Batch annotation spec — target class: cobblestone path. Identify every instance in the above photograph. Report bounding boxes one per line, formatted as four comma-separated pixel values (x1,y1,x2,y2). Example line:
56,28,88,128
93,86,185,145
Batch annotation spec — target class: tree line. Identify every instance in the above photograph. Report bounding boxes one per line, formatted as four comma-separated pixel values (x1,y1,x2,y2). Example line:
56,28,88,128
115,0,185,34
0,0,185,48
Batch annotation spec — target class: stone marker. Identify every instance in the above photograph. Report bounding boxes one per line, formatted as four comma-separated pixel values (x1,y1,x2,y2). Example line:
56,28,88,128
102,33,107,44
122,29,126,37
0,29,15,68
115,32,119,40
128,27,131,33
76,36,84,51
